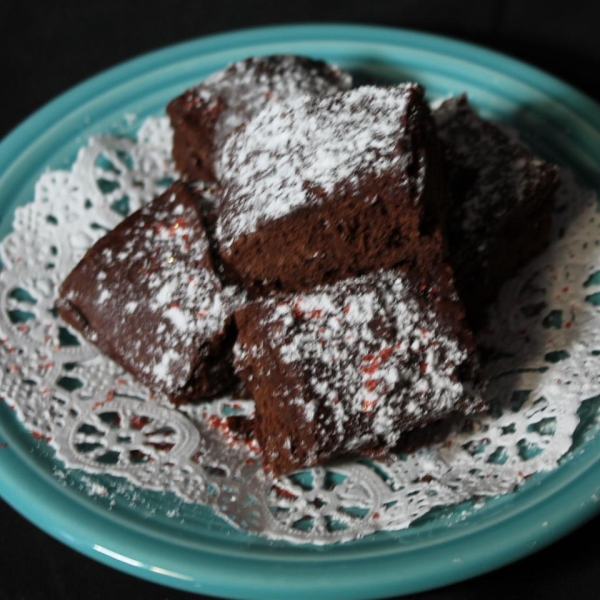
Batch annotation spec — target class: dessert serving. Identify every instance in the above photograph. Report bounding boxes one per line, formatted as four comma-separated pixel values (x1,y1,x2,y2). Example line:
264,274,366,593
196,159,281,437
3,44,595,547
55,55,563,475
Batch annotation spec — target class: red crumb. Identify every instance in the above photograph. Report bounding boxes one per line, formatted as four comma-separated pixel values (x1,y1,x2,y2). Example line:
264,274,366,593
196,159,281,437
364,380,378,393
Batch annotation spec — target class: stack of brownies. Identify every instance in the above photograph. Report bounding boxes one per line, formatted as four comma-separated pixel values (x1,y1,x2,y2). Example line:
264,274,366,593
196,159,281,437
58,56,559,475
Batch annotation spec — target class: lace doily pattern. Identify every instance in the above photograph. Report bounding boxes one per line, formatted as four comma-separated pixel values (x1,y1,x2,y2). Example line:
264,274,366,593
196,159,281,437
1,117,598,544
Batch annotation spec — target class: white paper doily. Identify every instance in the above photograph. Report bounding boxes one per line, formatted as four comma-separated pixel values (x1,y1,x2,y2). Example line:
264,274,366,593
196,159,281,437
1,116,599,544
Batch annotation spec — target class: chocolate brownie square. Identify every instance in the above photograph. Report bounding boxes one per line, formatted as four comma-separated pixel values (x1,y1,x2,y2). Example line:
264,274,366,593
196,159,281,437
217,84,449,294
434,95,559,326
234,267,484,475
167,55,352,182
57,181,237,404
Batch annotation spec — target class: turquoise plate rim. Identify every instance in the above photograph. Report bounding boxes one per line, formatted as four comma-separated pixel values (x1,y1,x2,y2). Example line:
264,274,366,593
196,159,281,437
1,24,600,600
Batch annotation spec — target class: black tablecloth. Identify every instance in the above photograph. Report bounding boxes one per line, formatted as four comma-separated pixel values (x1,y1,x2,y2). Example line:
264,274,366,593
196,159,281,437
1,1,599,599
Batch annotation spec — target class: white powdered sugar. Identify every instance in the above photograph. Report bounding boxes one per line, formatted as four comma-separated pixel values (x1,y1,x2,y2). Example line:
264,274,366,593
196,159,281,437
153,349,181,383
0,111,598,545
236,269,482,463
217,85,420,246
189,55,352,149
60,186,227,396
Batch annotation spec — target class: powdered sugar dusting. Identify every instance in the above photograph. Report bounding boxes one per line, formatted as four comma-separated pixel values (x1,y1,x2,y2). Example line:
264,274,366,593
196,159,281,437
59,185,227,397
236,269,483,466
190,55,352,149
217,85,420,246
0,113,597,544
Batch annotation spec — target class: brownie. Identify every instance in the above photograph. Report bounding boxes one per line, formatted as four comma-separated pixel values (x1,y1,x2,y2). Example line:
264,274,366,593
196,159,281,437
216,84,449,294
57,181,239,405
434,95,559,327
234,268,485,475
167,55,353,182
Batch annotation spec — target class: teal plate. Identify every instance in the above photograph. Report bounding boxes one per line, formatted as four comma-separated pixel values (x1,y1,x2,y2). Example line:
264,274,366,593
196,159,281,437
1,24,600,600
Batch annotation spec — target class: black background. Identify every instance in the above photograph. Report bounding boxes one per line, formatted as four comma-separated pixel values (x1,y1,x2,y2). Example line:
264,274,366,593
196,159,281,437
1,1,599,599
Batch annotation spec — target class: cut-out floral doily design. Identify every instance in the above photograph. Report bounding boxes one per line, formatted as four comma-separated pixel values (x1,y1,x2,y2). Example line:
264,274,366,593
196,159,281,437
1,116,599,544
